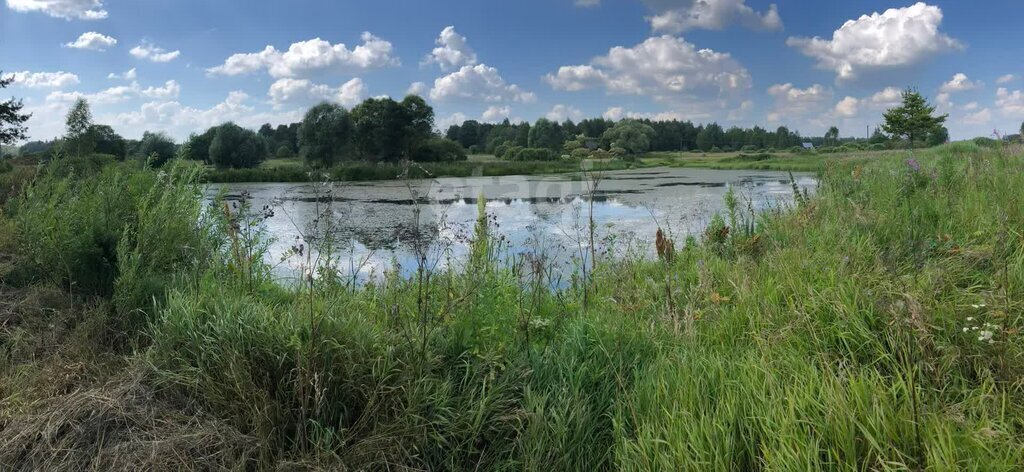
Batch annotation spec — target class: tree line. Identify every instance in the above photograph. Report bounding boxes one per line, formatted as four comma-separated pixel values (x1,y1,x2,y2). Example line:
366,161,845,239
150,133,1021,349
446,117,811,157
11,94,467,169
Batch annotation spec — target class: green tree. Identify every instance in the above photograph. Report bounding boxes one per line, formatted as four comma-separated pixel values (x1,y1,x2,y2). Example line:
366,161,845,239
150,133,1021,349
882,88,948,148
258,123,276,150
602,119,656,155
775,126,797,148
0,72,30,146
927,126,949,147
182,128,216,163
64,98,95,156
400,95,435,159
579,118,611,138
528,118,563,151
696,123,724,151
209,122,268,169
457,120,481,149
869,127,888,145
137,131,177,167
351,97,407,162
90,124,126,159
298,102,353,168
824,126,839,147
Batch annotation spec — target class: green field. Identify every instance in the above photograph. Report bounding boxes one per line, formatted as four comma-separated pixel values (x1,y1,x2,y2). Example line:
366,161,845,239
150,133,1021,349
1,141,1022,469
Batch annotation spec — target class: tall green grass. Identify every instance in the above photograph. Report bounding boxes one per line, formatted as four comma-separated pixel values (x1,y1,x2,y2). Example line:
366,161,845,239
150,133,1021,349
4,143,1023,468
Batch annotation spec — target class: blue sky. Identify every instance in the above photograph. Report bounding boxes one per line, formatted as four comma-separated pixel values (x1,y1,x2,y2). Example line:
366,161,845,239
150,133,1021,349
2,0,1023,142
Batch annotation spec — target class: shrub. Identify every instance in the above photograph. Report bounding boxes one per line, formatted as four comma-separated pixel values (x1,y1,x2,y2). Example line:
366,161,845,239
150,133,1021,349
275,145,294,159
14,161,210,336
740,145,758,152
412,137,467,162
570,148,591,160
0,165,35,208
511,147,558,161
209,123,268,169
494,142,512,160
868,143,887,151
497,145,523,160
45,154,118,179
972,137,999,148
710,146,723,153
137,131,177,167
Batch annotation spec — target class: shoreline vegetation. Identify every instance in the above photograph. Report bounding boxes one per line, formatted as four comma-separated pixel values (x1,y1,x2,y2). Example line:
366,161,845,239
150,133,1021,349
1,141,1022,469
202,149,884,183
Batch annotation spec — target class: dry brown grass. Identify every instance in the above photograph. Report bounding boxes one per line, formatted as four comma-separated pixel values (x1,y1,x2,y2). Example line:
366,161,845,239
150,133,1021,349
0,368,260,471
0,284,261,471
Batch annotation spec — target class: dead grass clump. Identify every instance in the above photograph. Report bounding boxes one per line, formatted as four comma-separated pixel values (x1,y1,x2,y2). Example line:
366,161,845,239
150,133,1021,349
0,368,260,471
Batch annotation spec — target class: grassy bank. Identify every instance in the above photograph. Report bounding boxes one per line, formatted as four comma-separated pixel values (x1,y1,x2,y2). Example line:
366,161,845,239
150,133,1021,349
643,149,899,172
204,158,641,183
205,148,894,184
1,142,1022,469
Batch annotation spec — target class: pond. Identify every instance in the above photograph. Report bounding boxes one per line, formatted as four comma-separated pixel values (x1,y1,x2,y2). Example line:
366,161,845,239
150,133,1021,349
207,167,817,284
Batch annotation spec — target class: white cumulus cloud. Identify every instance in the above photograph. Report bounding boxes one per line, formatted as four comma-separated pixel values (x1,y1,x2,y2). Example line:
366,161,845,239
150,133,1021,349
407,81,428,96
108,68,136,80
207,33,398,78
3,70,79,88
46,84,137,105
429,64,535,103
6,0,107,20
834,96,859,118
995,87,1024,118
44,79,181,104
436,112,468,132
646,0,782,33
996,74,1018,85
962,108,992,125
939,73,978,93
64,31,117,50
546,104,584,122
141,80,181,99
130,41,181,63
267,77,366,108
104,91,306,140
765,83,831,122
423,26,478,71
482,106,512,122
545,35,751,105
786,2,962,81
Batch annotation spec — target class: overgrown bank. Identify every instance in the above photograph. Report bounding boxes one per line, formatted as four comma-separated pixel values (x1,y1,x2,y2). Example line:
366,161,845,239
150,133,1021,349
203,157,640,183
1,142,1022,469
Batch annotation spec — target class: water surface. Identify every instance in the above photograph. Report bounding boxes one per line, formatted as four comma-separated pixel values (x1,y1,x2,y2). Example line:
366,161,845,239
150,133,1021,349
207,167,817,283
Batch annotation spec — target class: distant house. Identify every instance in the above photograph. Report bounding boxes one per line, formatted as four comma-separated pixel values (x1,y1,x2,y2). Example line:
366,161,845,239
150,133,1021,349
801,142,815,150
